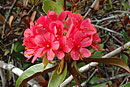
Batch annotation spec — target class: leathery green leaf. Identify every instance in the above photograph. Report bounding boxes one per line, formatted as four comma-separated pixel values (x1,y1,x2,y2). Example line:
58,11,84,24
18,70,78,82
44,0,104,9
56,0,64,8
42,0,63,15
48,63,67,87
13,41,25,52
121,54,128,64
83,58,130,73
16,63,56,87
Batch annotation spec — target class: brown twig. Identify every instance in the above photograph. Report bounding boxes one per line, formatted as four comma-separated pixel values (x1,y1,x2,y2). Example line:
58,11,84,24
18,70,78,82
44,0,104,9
71,73,81,87
68,71,71,87
109,33,123,45
2,0,17,39
64,0,66,10
89,73,130,86
68,63,81,87
83,0,99,19
0,68,7,87
94,25,123,36
27,0,39,15
80,69,98,87
0,61,40,87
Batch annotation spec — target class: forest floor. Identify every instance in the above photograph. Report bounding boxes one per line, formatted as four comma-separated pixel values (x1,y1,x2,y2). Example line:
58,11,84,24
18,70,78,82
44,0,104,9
0,0,130,87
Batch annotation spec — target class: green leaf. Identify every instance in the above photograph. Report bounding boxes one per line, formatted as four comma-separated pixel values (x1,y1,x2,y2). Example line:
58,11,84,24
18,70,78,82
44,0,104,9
16,63,56,87
77,62,86,68
90,77,112,87
56,0,64,8
83,58,130,73
91,44,104,58
100,44,104,49
122,2,130,8
42,0,63,15
121,82,130,87
12,51,25,62
122,31,129,42
48,63,67,87
91,51,103,58
66,1,72,7
74,10,81,13
13,41,25,52
121,54,128,64
29,0,34,5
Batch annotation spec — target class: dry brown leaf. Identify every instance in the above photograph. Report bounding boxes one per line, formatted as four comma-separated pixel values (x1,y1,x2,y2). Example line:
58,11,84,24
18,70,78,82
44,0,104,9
36,76,48,87
4,49,9,56
23,16,30,27
9,16,14,28
0,13,5,24
30,11,37,22
74,0,79,3
94,0,99,10
83,58,130,73
124,15,129,25
23,0,28,7
112,83,118,87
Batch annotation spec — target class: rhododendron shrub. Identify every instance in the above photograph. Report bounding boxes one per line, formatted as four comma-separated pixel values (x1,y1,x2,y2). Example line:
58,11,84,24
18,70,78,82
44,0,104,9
23,11,101,63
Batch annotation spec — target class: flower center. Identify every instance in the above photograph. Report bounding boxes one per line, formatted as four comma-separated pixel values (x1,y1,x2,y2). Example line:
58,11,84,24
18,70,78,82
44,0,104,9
47,45,50,47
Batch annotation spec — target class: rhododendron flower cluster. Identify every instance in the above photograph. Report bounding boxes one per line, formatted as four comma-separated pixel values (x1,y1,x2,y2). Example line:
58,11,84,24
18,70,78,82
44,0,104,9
23,11,101,63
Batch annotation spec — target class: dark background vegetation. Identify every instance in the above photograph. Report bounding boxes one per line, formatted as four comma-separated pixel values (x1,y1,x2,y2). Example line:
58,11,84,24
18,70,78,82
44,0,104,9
0,0,130,87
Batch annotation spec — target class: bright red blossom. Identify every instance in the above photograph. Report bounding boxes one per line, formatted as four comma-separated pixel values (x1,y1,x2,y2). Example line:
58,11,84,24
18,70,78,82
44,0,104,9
23,11,101,63
34,32,59,61
67,31,92,60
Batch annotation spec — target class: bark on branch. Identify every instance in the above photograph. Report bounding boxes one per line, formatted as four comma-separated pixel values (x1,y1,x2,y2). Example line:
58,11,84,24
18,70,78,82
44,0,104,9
0,61,40,87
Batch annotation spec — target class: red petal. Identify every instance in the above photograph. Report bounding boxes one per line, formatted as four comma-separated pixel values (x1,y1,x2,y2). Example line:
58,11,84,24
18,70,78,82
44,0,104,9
52,41,59,50
49,22,57,34
80,48,91,58
32,48,46,63
93,33,101,42
55,21,64,35
24,29,33,38
63,45,71,53
47,11,57,21
34,35,45,46
30,21,34,30
23,37,35,48
32,55,37,63
72,13,82,21
57,51,65,59
24,49,34,59
58,11,67,21
65,18,72,28
91,42,101,51
66,23,75,38
61,36,66,45
71,49,79,60
36,28,46,35
74,31,83,43
47,49,55,60
44,32,55,42
37,16,46,26
80,18,91,29
67,38,74,49
80,36,92,47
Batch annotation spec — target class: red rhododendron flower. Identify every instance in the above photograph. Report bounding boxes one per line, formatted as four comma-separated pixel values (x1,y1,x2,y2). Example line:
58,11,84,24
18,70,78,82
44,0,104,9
23,11,101,63
34,32,59,61
91,33,101,50
56,36,70,59
67,31,92,60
